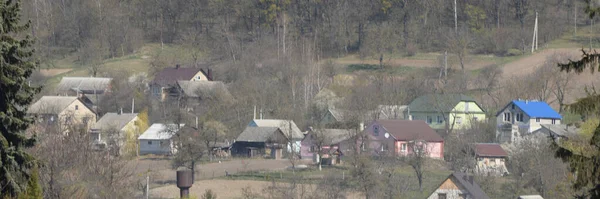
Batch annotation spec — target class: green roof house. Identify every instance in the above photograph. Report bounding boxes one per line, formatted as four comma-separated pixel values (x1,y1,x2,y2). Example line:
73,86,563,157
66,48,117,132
406,94,486,131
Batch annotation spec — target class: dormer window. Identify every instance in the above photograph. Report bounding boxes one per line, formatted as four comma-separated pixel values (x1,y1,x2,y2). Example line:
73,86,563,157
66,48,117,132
503,112,511,122
75,105,79,110
511,104,515,110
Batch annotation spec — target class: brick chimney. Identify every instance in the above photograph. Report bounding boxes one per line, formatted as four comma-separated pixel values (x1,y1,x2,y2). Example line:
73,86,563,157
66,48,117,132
207,68,213,81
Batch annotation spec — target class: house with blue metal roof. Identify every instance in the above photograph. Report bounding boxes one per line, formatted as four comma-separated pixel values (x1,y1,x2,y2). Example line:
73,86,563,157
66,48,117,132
495,100,562,144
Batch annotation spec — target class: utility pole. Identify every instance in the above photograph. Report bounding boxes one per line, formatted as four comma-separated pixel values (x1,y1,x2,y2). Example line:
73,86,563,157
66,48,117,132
591,18,594,51
454,0,458,34
575,0,578,36
531,12,538,53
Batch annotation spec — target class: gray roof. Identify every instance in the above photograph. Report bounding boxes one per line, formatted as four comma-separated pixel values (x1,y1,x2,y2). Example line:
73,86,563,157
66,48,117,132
250,119,304,140
327,108,377,122
57,77,112,94
28,96,80,114
92,113,138,131
176,80,232,99
377,105,408,120
310,129,354,145
138,123,185,140
236,127,283,142
539,124,578,137
408,94,482,113
434,172,490,199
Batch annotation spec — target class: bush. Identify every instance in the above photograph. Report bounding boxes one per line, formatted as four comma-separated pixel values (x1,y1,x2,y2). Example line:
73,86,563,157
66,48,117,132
347,64,381,72
202,189,217,199
506,48,523,56
405,42,418,56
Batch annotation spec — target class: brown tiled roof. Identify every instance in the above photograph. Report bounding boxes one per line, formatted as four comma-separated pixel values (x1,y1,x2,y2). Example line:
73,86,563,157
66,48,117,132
377,120,444,142
474,143,507,157
151,66,204,85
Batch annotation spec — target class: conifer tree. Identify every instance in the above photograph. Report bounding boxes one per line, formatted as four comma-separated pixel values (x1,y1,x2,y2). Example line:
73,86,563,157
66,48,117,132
553,2,600,197
0,0,41,197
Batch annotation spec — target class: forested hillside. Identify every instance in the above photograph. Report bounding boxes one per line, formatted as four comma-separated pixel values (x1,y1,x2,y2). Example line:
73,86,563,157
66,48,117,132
23,0,579,63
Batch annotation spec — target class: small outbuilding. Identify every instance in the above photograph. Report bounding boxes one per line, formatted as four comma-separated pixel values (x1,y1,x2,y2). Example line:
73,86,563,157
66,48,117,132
473,143,509,176
138,123,184,155
232,127,288,159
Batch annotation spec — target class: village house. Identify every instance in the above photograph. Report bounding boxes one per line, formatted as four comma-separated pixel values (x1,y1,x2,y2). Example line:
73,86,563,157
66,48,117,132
363,120,444,158
168,80,233,112
496,100,562,144
473,143,509,177
427,172,490,199
406,94,486,132
248,119,305,154
231,127,288,159
149,65,213,101
28,96,97,132
138,123,184,155
90,112,143,155
56,77,113,109
300,129,355,165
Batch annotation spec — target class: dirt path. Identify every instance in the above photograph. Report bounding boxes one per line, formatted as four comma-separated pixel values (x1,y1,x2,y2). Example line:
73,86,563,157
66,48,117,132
150,179,362,199
334,55,493,69
500,48,582,78
37,69,72,77
133,157,306,185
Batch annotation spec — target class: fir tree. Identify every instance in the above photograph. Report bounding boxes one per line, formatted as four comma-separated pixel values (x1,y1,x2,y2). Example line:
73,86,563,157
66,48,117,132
0,0,41,197
553,2,600,196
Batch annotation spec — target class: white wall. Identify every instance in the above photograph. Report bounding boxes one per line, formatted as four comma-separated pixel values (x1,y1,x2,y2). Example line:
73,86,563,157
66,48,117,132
139,139,173,155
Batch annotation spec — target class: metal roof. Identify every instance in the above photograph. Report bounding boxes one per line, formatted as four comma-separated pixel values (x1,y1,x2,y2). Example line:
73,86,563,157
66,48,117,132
92,113,138,131
509,100,562,119
57,77,112,94
375,120,444,142
236,127,283,142
249,119,304,140
176,80,232,99
474,143,508,157
27,96,81,114
138,123,185,140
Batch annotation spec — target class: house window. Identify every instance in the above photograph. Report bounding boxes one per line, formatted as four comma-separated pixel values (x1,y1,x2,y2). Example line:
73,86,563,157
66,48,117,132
310,146,316,152
381,144,388,152
360,143,366,151
75,105,79,110
373,126,379,136
438,193,447,199
196,76,201,80
473,116,478,121
160,141,164,147
512,104,515,109
83,117,89,126
552,119,556,124
456,117,463,125
536,118,540,122
503,112,511,122
427,116,433,124
401,143,407,152
437,116,443,124
516,113,524,122
459,193,468,199
148,141,152,145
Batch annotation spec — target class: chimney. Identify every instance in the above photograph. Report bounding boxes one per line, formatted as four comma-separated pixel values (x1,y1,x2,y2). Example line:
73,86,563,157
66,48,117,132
119,108,123,115
207,68,213,81
175,64,180,69
195,116,198,129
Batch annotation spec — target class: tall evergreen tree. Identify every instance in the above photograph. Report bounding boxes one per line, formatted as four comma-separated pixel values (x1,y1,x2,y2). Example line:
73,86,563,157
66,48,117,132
553,3,600,197
0,0,41,197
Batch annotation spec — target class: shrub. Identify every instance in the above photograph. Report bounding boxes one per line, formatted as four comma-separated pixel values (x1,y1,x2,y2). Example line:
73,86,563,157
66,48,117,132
506,48,523,56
